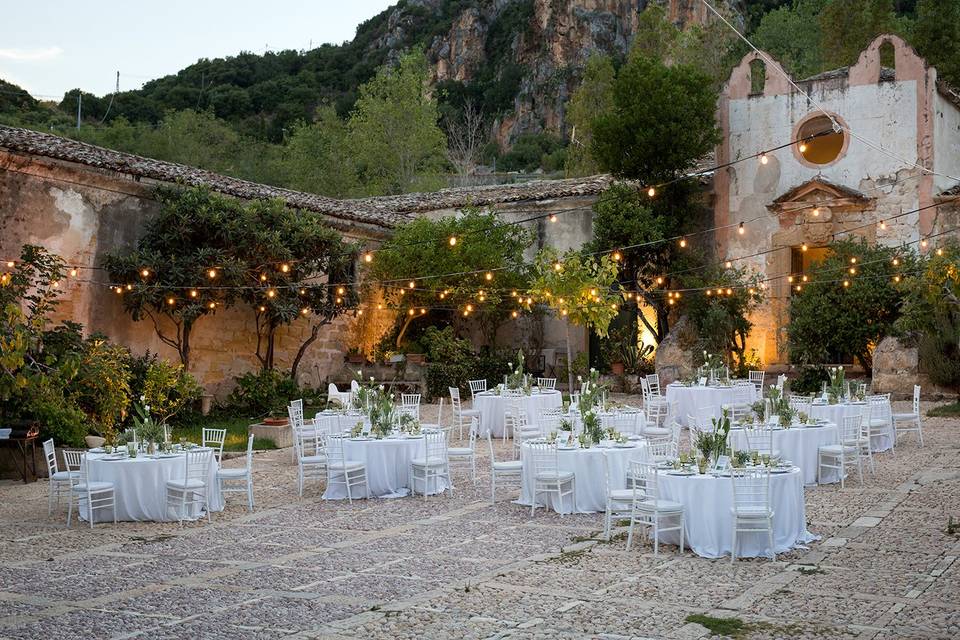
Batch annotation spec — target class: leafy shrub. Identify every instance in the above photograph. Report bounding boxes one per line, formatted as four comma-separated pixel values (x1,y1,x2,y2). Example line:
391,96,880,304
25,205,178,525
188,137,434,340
25,374,88,447
70,338,131,438
227,369,301,416
792,365,829,395
141,359,202,424
421,327,478,398
474,349,512,387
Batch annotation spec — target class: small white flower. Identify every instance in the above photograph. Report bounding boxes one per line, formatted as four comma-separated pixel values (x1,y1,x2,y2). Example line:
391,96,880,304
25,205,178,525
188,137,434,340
356,370,362,376
139,395,145,403
144,405,150,412
369,376,375,382
577,375,583,382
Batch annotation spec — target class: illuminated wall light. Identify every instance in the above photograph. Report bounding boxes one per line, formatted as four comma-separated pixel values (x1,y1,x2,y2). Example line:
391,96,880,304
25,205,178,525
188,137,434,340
738,222,745,235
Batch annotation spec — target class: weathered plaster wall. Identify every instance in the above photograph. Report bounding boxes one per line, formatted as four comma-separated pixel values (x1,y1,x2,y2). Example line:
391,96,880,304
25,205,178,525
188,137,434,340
0,151,374,397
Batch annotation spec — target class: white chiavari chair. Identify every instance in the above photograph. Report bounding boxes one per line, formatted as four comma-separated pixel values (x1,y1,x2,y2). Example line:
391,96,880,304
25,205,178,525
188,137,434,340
326,434,367,502
529,441,576,516
44,439,76,515
892,385,923,447
201,427,226,465
536,377,556,390
65,450,117,528
449,386,480,440
468,379,487,400
166,448,213,526
867,393,894,456
817,414,863,487
748,370,766,393
487,431,522,503
625,461,684,556
447,418,477,484
400,393,421,421
411,430,451,500
730,467,774,563
217,433,255,511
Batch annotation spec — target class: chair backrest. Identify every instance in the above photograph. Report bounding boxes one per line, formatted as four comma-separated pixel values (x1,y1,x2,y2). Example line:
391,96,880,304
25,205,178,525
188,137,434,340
733,382,754,405
731,467,770,514
62,449,83,485
645,374,662,396
313,414,340,436
536,377,556,390
287,403,305,429
43,439,58,476
646,439,677,462
639,376,650,399
290,398,303,413
627,460,658,501
528,442,560,476
202,428,227,462
867,394,891,422
468,379,487,398
401,393,421,406
184,449,213,484
325,434,348,467
485,432,500,469
749,370,765,386
449,386,462,406
423,430,448,464
743,421,773,453
243,434,255,471
776,374,787,392
912,384,921,414
839,414,862,444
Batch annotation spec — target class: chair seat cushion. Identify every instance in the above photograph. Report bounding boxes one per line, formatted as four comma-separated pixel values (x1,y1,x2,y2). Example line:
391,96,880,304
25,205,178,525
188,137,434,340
166,478,206,490
868,419,889,427
411,458,447,467
636,498,683,512
819,444,857,455
642,427,671,438
300,455,327,464
328,461,364,471
72,481,113,492
609,488,638,502
51,470,78,481
731,505,774,518
891,413,918,421
460,409,481,416
534,471,575,482
447,447,474,456
216,468,249,478
493,460,523,472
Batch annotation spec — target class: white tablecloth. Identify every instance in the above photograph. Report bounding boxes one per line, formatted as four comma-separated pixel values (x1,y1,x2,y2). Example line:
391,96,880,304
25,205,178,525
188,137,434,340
658,468,815,559
809,401,893,452
729,424,840,485
666,384,756,426
517,442,648,514
84,450,223,522
475,390,563,437
322,435,450,499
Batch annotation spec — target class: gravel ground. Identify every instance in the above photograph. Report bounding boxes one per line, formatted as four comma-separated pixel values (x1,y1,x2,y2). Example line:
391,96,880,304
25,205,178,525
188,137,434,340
0,398,956,639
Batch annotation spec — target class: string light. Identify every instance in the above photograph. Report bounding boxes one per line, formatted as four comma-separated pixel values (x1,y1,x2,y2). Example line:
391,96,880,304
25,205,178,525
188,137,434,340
419,308,426,315
892,258,900,266
612,251,622,261
208,268,217,279
267,289,276,298
812,207,820,217
850,257,857,264
69,268,78,277
849,267,857,275
299,288,306,295
738,222,745,235
724,261,732,268
281,264,290,273
795,284,802,292
466,304,474,312
843,280,850,287
554,262,562,272
408,309,415,316
679,238,687,248
801,275,808,282
115,287,123,294
936,247,944,256
260,274,268,282
5,261,13,268
799,142,807,153
879,220,887,230
357,309,364,316
141,269,150,277
921,239,928,248
167,297,175,305
449,236,457,246
335,297,342,304
301,308,309,315
259,305,266,312
561,309,568,316
893,275,901,282
125,284,133,291
759,153,769,165
787,276,794,283
189,289,198,298
337,286,345,295
208,302,216,309
485,272,493,281
511,310,519,318
725,288,732,295
548,214,558,223
647,187,656,197
364,252,374,263
801,243,808,252
377,303,383,310
408,281,415,289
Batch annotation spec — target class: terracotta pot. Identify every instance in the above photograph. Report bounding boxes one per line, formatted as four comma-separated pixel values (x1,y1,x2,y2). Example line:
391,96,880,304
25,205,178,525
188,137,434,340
263,417,289,426
610,362,625,376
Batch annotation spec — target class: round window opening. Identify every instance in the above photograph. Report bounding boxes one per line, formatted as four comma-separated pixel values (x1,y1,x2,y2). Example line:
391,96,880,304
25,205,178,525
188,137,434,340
798,115,845,165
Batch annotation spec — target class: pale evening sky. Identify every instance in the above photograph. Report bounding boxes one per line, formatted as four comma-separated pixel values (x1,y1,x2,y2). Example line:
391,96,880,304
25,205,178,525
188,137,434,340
0,0,396,100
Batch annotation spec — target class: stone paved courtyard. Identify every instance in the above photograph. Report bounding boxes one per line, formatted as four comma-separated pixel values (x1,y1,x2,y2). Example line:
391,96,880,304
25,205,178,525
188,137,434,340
0,400,957,639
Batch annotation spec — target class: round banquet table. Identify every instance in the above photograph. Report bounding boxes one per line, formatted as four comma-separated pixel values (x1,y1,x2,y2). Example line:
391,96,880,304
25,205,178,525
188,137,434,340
808,401,894,452
84,450,223,523
517,441,648,514
728,423,840,485
657,468,816,559
665,383,756,426
322,433,450,500
475,390,563,437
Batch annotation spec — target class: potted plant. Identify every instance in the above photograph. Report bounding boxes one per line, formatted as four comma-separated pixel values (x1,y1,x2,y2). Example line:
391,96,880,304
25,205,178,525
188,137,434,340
263,408,289,426
345,346,365,365
404,340,426,365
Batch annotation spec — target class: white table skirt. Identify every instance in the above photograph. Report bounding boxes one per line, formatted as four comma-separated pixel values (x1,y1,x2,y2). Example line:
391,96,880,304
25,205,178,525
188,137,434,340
657,468,815,559
85,451,223,522
808,401,893,452
729,424,840,485
517,442,648,514
322,436,450,500
666,384,756,426
475,390,563,437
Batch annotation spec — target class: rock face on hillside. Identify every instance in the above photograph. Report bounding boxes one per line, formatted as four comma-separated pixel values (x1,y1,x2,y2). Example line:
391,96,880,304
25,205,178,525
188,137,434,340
374,0,740,148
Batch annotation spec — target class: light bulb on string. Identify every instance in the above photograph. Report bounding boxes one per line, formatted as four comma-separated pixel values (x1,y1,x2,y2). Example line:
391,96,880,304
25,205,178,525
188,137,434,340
357,309,364,316
812,207,820,217
843,280,850,288
725,261,732,268
511,310,519,318
921,239,929,248
419,308,426,315
167,297,175,306
802,275,808,282
936,247,944,256
259,305,266,312
612,251,622,261
738,222,745,235
301,308,309,315
554,262,562,272
647,187,656,197
70,268,78,277
337,286,345,295
893,275,901,283
267,289,276,298
759,153,769,165
679,238,687,248
364,252,373,263
449,236,457,246
336,297,342,304
208,268,217,279
849,267,857,275
892,258,900,266
548,214,558,223
260,274,268,282
377,303,383,310
466,304,474,312
799,142,807,153
879,220,887,230
5,261,13,268
408,281,415,289
190,289,198,298
850,257,857,264
656,276,664,286
208,302,216,309
795,285,802,292
141,269,150,277
485,272,493,281
801,243,808,252
280,264,290,273
299,289,306,295
788,276,794,283
115,286,123,294
125,284,133,291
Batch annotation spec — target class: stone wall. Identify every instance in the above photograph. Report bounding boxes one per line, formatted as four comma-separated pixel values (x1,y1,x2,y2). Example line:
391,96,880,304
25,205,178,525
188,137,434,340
872,335,954,399
0,151,379,398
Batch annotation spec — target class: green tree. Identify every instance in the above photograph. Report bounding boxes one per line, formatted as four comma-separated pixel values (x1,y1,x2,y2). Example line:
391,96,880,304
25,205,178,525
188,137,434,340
276,106,360,197
348,50,448,195
788,239,916,372
819,0,903,69
566,55,616,176
366,208,531,348
591,55,721,184
752,0,827,79
911,0,960,88
528,248,622,392
896,240,960,401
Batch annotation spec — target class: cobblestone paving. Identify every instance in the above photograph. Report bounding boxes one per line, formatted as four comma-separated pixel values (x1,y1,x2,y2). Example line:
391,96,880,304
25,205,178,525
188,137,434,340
0,400,956,639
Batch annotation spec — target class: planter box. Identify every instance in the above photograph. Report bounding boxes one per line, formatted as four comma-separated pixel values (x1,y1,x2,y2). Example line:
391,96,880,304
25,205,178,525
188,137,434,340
406,353,426,365
262,417,289,426
248,422,289,449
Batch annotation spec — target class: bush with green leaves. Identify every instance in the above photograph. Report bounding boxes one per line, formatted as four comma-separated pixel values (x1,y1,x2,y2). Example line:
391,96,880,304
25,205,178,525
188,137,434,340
227,369,302,417
792,365,830,395
421,326,478,398
140,359,202,425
